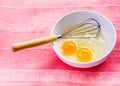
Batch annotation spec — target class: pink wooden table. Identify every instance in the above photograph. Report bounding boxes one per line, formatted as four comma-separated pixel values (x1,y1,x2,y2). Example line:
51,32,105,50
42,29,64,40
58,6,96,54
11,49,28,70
0,0,120,85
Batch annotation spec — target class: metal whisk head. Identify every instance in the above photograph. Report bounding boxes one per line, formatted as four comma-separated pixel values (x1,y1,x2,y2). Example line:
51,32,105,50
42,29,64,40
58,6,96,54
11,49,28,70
58,18,101,39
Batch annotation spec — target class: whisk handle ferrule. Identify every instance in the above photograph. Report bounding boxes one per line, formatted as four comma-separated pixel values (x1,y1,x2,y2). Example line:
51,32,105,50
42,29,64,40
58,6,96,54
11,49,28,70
57,35,62,39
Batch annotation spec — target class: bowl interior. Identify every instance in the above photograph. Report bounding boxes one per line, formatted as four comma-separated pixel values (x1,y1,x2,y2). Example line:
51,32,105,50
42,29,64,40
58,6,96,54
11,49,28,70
52,11,116,64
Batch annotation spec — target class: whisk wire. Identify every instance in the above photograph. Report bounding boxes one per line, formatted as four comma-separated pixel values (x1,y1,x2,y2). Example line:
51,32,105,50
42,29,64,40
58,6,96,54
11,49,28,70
61,18,101,39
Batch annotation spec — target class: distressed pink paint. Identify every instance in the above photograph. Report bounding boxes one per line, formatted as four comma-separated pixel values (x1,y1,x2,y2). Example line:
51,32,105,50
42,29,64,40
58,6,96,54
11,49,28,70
0,0,120,85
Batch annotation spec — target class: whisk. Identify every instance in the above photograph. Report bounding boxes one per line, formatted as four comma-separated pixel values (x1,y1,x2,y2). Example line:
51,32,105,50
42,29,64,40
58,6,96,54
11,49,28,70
12,18,101,52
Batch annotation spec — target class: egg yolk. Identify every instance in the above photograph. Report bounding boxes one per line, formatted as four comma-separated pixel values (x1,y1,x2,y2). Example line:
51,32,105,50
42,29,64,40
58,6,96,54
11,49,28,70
62,40,76,55
76,48,92,62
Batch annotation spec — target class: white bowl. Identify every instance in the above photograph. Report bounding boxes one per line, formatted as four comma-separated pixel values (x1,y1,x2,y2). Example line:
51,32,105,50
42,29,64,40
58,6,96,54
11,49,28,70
51,10,116,68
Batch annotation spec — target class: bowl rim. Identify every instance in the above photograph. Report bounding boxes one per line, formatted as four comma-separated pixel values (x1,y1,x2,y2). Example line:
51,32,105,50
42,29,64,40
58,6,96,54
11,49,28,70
51,10,117,65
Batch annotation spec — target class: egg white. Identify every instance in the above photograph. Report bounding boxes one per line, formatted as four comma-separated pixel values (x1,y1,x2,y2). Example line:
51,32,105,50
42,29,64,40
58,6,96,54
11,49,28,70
56,34,107,63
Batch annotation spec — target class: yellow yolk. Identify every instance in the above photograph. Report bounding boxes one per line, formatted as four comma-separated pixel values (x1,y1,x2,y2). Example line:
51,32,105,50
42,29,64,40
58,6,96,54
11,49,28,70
76,48,92,62
62,40,76,55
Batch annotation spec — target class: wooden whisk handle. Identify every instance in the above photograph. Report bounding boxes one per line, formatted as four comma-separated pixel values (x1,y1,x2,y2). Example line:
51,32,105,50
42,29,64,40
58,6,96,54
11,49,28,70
12,35,57,52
